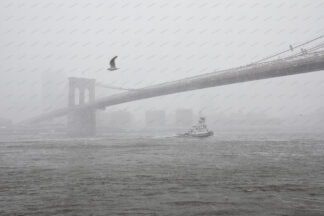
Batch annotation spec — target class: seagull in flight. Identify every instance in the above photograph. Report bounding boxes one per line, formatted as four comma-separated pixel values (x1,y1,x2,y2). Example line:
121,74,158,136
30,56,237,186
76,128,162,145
107,56,119,71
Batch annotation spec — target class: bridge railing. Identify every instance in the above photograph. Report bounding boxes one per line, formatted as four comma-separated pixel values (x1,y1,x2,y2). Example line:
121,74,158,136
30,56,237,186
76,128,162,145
247,50,324,68
141,50,324,90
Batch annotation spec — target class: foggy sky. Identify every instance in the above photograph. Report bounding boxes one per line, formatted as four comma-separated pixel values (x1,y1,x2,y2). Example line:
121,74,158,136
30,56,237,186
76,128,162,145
1,0,324,122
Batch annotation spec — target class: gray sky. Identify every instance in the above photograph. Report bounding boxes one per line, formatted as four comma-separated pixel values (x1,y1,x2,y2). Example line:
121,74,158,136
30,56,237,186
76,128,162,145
1,0,324,122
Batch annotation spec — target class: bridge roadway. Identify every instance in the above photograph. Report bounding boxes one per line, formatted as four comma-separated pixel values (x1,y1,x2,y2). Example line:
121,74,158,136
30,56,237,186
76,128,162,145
25,52,324,124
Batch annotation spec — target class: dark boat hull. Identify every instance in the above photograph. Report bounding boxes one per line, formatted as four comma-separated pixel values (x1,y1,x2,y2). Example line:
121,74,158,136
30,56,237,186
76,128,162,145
178,131,214,138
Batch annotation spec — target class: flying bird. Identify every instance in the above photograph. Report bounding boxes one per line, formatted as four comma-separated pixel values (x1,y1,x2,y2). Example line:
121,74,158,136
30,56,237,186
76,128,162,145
107,56,119,71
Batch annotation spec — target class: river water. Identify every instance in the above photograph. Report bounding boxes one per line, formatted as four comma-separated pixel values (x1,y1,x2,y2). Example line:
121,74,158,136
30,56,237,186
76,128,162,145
0,132,323,216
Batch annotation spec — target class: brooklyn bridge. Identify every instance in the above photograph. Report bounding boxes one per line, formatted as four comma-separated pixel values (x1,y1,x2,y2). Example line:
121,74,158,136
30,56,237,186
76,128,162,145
23,49,324,136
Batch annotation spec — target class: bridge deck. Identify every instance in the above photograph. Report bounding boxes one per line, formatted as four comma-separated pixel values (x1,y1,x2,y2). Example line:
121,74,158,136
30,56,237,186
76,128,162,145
24,52,324,124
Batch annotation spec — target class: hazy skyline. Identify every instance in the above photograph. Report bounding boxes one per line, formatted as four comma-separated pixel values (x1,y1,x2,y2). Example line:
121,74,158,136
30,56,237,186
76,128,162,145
1,0,324,122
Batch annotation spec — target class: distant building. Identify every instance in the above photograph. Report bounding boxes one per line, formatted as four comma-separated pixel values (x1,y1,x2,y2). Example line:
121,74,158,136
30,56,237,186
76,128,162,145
145,110,166,127
175,109,193,127
97,110,133,129
109,110,133,128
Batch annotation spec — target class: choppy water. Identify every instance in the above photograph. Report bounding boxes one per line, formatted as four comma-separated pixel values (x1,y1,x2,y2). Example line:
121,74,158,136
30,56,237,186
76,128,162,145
0,132,324,216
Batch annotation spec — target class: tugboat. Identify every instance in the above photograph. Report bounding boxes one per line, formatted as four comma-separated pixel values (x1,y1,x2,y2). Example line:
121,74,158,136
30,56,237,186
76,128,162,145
178,117,214,137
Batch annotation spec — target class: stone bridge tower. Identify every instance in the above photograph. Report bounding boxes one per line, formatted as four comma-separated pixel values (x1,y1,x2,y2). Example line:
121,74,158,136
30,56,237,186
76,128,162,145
68,77,96,136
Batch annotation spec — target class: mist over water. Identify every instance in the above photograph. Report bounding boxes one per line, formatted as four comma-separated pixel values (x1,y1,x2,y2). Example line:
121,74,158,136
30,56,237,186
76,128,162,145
1,132,324,216
1,0,324,215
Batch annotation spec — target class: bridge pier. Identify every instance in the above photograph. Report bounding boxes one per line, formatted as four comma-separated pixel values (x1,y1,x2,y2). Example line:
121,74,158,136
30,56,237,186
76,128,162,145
67,77,96,137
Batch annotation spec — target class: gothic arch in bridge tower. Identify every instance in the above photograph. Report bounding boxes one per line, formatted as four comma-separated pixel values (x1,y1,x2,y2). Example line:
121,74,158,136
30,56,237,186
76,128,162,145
84,88,90,104
74,88,80,105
